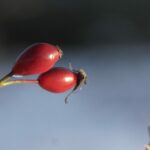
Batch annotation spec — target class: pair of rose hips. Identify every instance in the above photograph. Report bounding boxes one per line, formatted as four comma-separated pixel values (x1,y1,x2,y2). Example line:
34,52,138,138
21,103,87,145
0,43,87,103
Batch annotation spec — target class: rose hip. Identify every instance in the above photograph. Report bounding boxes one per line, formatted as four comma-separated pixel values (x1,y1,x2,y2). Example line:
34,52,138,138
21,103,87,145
12,43,63,75
38,67,87,103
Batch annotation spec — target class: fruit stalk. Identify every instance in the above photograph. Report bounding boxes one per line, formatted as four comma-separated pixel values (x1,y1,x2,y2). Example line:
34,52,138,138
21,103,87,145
0,79,38,87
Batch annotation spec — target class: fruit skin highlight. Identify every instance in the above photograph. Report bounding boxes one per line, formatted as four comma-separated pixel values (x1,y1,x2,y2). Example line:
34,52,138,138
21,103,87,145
12,43,63,76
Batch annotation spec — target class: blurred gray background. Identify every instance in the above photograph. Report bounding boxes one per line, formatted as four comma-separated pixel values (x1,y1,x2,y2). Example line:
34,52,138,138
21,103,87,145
0,0,150,150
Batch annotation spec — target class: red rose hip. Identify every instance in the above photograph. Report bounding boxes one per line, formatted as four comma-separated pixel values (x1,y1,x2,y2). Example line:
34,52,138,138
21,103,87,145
38,67,77,93
12,43,63,76
38,67,87,103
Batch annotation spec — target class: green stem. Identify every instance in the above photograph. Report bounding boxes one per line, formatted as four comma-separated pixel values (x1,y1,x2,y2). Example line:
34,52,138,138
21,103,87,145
0,79,38,87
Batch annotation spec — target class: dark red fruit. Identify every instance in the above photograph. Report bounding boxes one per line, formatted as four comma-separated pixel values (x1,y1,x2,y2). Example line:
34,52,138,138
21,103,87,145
11,43,62,76
38,67,77,93
38,67,87,93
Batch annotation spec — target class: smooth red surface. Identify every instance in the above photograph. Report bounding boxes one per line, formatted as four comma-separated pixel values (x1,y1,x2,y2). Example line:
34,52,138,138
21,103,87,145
38,67,77,93
12,43,61,75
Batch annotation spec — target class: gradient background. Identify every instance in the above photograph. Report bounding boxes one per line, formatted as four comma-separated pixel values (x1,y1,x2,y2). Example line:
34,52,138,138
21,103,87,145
0,0,150,150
